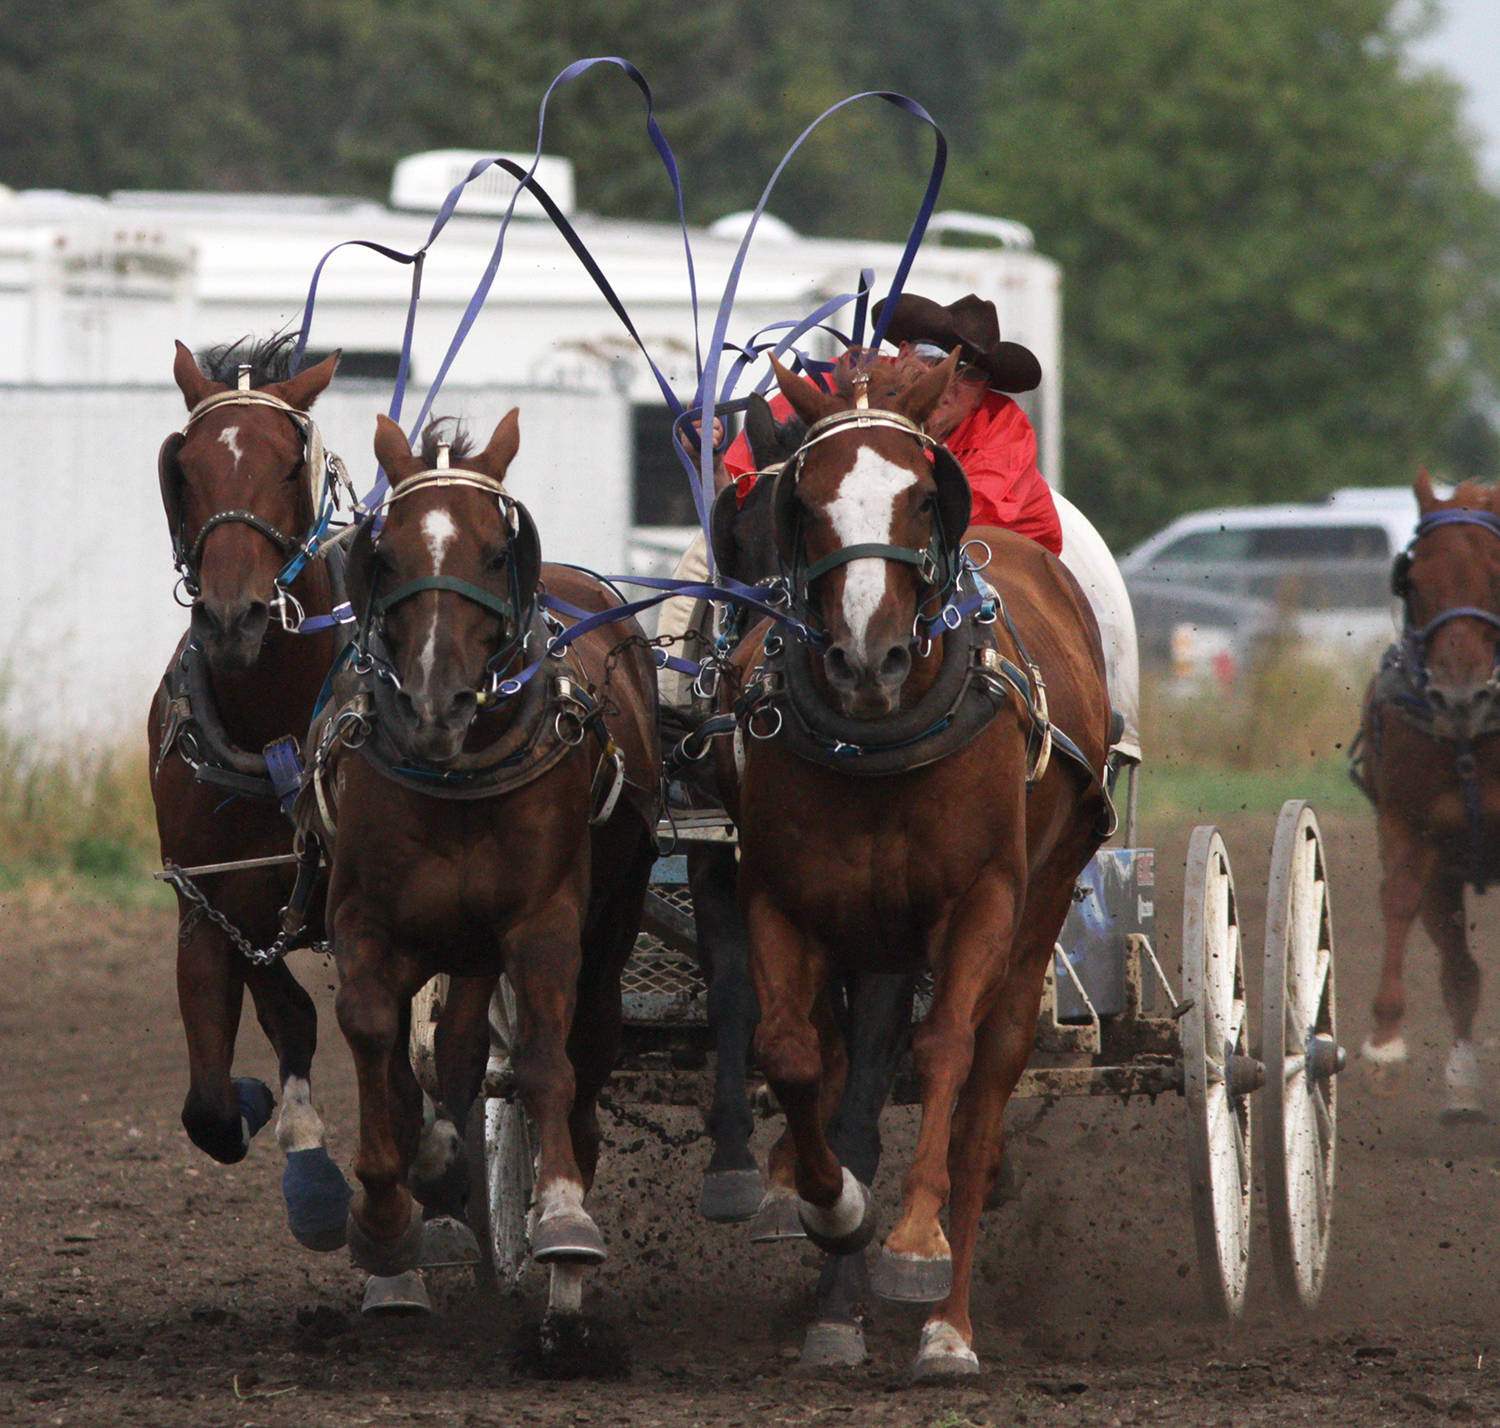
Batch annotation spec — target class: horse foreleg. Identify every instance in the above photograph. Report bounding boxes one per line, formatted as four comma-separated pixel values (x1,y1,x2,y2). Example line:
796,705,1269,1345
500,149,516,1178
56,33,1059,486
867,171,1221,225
801,970,916,1366
503,907,604,1263
1365,812,1436,1074
334,919,425,1276
689,844,764,1221
915,964,1042,1381
747,893,873,1255
176,917,267,1164
245,957,355,1251
1421,872,1486,1120
876,871,1016,1303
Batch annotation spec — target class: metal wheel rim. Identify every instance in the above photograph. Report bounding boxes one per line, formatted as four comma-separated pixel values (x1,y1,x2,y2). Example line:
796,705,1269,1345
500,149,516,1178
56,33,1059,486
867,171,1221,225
1182,825,1253,1318
1262,799,1337,1308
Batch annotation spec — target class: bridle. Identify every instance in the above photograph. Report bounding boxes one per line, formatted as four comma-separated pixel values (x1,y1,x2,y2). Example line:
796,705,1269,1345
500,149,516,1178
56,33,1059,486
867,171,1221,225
160,371,351,631
775,394,969,636
349,451,541,707
1393,508,1500,687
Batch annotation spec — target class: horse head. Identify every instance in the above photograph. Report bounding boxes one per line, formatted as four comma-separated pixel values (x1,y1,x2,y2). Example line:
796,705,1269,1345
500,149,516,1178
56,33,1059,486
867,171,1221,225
347,411,537,764
763,351,970,718
1396,471,1500,735
160,339,339,670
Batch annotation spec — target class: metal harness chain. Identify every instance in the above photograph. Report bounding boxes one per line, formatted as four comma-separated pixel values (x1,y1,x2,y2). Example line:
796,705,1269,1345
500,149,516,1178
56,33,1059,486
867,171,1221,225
161,861,327,967
597,1092,705,1149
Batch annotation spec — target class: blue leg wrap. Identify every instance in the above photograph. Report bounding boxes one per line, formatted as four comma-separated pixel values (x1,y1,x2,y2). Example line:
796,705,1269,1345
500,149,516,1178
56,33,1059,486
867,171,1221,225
283,1147,353,1252
233,1078,275,1143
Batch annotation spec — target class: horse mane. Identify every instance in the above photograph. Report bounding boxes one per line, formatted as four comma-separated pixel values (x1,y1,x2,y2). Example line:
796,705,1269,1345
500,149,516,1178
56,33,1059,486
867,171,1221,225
197,332,302,386
830,348,936,408
1446,477,1500,512
418,419,474,465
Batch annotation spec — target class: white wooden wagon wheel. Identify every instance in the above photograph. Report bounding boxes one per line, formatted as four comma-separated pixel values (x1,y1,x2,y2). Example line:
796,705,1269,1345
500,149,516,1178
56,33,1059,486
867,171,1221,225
465,974,537,1289
1261,799,1341,1308
1182,825,1257,1318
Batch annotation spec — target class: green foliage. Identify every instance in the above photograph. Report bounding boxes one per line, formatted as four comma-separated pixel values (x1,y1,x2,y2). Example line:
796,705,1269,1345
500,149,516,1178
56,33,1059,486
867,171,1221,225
1,0,1496,535
955,0,1500,545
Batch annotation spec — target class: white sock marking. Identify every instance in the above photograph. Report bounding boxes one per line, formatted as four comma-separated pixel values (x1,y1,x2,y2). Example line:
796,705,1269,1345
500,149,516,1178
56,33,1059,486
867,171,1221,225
799,1167,866,1239
275,1075,327,1153
824,450,918,660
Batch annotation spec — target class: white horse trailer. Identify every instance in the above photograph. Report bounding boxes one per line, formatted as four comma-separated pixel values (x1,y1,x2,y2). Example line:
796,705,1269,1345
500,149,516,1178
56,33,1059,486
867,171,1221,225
0,153,1062,745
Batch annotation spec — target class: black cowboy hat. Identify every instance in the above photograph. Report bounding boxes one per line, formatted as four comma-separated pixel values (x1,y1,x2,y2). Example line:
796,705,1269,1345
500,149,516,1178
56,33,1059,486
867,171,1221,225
872,292,1042,394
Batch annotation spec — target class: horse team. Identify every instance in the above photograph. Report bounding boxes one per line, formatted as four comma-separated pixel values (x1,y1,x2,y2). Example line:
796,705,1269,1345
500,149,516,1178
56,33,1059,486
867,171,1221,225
151,331,1491,1381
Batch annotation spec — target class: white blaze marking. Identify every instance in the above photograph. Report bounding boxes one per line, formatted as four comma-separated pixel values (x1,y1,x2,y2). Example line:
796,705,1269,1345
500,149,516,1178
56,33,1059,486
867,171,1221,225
824,449,918,659
275,1075,327,1153
217,425,244,469
416,509,459,688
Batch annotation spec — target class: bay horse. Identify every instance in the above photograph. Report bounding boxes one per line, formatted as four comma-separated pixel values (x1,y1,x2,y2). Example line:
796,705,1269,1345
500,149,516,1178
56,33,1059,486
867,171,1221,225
301,413,658,1329
148,336,356,1250
713,353,1113,1378
1354,472,1500,1119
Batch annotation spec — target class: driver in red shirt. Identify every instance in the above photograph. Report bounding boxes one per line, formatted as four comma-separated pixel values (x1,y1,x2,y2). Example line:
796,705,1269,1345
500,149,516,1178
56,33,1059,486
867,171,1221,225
722,290,1061,555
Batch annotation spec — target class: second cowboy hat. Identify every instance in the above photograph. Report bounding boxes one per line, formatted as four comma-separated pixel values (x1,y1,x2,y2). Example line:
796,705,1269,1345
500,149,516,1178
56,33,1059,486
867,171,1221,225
872,292,1042,394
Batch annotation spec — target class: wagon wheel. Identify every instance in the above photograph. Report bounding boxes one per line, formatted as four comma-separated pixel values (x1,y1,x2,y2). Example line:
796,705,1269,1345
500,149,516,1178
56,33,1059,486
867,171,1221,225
465,975,537,1289
409,974,447,1100
1182,825,1255,1318
1261,799,1340,1308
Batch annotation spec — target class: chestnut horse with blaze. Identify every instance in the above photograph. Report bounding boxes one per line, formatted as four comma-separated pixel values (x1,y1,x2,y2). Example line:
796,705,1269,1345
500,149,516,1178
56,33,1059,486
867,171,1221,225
148,338,354,1249
715,355,1113,1377
302,413,658,1301
1355,473,1500,1120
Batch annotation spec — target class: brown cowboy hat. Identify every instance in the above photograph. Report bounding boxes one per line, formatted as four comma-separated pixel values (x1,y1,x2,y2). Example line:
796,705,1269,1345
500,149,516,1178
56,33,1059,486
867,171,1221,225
872,291,1041,393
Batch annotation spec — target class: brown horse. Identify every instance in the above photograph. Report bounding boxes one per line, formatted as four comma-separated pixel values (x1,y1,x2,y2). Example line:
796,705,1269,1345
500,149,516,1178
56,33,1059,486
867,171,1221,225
148,337,356,1248
714,354,1112,1377
303,413,658,1324
1355,472,1500,1119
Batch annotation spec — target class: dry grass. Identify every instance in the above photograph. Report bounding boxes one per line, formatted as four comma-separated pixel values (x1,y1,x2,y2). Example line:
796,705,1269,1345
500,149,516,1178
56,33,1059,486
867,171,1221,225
0,735,158,883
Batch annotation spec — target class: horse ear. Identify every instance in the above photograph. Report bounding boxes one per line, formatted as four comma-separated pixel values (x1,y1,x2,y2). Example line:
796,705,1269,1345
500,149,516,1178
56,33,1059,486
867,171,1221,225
277,350,340,411
172,340,216,411
770,355,840,428
1414,468,1437,511
905,350,960,426
373,414,418,482
477,408,521,480
745,393,805,469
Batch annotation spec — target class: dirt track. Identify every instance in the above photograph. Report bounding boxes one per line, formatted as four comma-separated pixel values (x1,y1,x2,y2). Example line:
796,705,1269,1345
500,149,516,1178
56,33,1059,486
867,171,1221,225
4,807,1500,1427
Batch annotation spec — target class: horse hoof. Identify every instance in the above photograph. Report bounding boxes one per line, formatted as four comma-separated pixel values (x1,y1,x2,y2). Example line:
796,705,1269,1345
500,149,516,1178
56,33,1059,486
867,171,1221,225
699,1168,766,1224
346,1209,425,1278
1359,1036,1408,1097
800,1320,867,1368
282,1147,352,1252
798,1173,877,1257
531,1211,607,1264
1443,1042,1486,1122
748,1190,806,1245
360,1270,432,1317
419,1214,481,1268
870,1247,952,1303
911,1321,980,1380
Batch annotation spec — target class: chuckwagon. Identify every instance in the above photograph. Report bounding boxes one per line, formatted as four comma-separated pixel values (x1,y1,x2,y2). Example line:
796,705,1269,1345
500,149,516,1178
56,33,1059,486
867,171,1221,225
450,750,1344,1320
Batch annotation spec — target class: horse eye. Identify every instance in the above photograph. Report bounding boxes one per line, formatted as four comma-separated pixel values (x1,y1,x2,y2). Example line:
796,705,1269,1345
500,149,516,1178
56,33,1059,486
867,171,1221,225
486,548,510,572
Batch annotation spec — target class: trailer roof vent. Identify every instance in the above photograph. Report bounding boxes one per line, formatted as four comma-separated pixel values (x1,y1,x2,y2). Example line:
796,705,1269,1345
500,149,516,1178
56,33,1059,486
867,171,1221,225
390,151,575,220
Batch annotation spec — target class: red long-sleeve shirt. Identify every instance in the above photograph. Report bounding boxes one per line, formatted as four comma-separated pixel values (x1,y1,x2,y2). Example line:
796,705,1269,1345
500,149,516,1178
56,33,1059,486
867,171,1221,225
724,388,1061,556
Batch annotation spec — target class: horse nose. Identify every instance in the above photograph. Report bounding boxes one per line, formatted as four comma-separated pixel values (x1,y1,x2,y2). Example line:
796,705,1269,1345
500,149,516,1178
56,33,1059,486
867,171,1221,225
191,598,270,664
396,686,478,735
824,638,913,716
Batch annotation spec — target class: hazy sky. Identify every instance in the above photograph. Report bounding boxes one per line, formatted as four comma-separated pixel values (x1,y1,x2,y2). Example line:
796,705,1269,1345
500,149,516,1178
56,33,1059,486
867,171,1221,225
1407,0,1500,183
